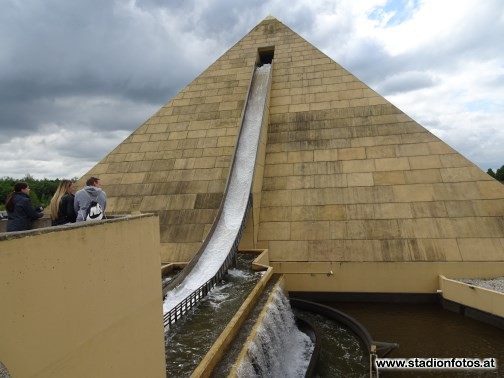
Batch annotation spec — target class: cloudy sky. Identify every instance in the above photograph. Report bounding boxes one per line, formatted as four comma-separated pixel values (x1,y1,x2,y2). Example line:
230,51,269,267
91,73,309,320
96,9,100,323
1,0,503,179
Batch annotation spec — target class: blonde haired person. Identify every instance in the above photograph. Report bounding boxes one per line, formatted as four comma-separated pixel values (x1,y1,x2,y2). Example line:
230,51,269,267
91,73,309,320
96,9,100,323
50,179,77,226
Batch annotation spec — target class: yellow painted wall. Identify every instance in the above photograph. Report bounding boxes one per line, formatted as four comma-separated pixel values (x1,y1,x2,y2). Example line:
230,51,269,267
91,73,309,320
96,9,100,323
0,215,166,378
0,216,51,233
272,261,504,293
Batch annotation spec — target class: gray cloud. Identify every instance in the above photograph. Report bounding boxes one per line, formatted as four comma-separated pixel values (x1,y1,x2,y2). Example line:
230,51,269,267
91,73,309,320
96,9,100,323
0,0,503,178
0,1,195,138
376,71,436,95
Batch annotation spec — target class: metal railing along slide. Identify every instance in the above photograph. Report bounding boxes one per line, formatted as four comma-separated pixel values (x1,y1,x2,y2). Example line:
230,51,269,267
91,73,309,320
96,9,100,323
163,62,273,328
163,196,252,326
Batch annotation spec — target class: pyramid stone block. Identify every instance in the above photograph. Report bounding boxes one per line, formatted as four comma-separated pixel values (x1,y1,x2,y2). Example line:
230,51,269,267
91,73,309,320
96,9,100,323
79,17,504,282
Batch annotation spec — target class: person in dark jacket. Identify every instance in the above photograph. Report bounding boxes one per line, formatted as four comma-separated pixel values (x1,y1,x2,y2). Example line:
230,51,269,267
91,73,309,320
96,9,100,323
49,179,77,226
5,182,44,232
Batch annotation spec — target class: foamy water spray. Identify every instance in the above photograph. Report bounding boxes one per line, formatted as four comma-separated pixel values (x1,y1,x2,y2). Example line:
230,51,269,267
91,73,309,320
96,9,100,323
163,64,271,314
237,287,314,377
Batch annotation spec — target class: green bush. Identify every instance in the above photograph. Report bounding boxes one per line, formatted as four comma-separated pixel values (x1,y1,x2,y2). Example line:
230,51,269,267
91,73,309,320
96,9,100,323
0,176,61,209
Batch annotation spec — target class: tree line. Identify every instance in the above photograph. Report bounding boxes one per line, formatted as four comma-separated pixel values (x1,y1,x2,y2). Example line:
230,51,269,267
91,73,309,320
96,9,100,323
487,165,504,182
0,175,68,211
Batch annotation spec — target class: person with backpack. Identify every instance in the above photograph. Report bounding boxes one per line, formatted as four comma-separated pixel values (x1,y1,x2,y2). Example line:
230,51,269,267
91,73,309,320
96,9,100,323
74,176,107,222
5,182,44,232
49,179,77,225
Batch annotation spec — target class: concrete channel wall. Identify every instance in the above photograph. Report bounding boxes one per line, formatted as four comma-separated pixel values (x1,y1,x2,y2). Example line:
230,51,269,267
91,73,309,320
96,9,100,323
440,275,504,319
0,214,166,378
0,216,51,233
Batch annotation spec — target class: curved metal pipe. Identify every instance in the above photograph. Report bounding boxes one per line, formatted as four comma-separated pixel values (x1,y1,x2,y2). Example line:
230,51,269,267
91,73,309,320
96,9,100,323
295,317,321,378
290,298,399,377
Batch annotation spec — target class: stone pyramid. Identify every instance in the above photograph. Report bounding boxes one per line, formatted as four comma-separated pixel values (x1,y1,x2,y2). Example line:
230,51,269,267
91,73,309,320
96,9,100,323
80,17,504,291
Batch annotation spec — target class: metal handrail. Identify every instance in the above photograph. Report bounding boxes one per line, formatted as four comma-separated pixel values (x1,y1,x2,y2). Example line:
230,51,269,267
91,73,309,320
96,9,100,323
163,195,252,327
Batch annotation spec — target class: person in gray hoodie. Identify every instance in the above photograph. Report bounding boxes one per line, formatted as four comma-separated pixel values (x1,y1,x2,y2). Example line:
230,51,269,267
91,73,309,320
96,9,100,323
74,176,107,222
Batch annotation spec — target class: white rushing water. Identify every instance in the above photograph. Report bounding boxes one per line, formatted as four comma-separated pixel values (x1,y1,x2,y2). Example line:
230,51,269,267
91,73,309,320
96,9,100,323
237,287,314,377
163,64,271,314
